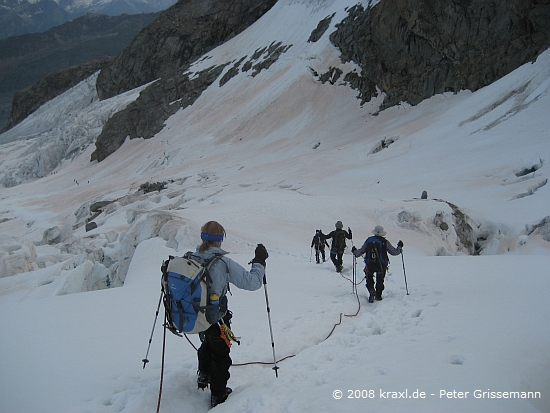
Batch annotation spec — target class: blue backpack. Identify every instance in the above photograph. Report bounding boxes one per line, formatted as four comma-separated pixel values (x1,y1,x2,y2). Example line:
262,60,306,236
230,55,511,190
364,236,388,268
160,252,225,336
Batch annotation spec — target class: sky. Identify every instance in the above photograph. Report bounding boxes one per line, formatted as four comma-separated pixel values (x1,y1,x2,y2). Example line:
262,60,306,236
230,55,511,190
0,0,549,412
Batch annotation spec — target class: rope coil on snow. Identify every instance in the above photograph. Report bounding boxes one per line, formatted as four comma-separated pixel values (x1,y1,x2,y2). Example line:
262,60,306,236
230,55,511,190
183,272,365,366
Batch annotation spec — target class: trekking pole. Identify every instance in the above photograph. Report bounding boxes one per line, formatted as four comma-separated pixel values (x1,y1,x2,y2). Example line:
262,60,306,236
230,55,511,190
401,251,410,295
262,273,280,377
350,239,357,294
156,312,168,413
310,247,312,262
142,291,164,369
351,254,357,294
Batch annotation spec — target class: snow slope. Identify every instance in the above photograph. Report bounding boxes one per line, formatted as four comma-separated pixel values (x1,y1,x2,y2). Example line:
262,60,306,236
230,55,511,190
0,0,549,412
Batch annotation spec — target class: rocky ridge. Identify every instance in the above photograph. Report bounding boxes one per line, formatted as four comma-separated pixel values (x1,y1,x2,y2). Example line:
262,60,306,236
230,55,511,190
95,0,279,99
329,0,550,109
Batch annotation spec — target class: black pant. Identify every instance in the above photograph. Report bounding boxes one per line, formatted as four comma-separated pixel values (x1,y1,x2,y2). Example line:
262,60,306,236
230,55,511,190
330,250,343,269
315,247,326,262
197,323,231,397
364,264,386,298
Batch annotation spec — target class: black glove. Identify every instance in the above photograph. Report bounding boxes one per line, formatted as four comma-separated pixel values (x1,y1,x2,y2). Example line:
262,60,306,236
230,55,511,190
397,240,404,248
251,244,269,266
222,310,233,327
348,227,352,238
351,246,357,254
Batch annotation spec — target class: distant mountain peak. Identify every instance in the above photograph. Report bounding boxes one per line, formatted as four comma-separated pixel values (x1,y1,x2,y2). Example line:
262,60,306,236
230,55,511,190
0,0,177,39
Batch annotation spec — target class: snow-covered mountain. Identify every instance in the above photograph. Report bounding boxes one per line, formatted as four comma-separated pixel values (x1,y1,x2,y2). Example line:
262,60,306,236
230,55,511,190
56,0,177,17
0,0,549,412
0,0,176,38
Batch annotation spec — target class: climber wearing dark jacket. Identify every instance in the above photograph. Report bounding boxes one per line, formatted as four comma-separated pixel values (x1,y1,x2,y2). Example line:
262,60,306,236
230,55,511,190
322,221,352,272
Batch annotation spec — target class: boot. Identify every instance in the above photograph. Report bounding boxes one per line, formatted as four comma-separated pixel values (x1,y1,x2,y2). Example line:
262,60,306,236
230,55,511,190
197,370,209,390
211,387,232,408
368,290,375,303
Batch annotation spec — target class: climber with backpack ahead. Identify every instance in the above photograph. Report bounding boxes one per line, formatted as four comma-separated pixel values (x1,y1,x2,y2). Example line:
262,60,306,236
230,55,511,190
311,229,329,264
322,221,352,273
352,225,403,303
162,220,268,408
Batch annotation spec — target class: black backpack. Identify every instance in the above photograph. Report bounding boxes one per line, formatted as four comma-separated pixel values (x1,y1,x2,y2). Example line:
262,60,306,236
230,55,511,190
365,236,388,270
314,231,324,249
332,230,346,252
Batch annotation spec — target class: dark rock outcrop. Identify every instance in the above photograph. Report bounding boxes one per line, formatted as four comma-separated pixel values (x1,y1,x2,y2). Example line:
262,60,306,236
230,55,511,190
245,41,292,77
308,13,335,43
139,181,167,193
85,222,98,232
330,0,550,109
90,201,114,213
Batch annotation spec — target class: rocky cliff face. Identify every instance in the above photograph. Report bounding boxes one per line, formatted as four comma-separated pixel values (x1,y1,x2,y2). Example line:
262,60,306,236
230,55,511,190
96,0,278,100
330,0,550,109
91,0,278,161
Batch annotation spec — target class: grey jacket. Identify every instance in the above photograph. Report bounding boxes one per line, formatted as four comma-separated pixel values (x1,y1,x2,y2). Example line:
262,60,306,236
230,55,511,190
189,246,264,301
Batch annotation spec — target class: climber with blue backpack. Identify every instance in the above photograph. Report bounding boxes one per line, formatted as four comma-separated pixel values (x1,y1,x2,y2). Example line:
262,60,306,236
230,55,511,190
184,220,268,408
352,225,403,303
